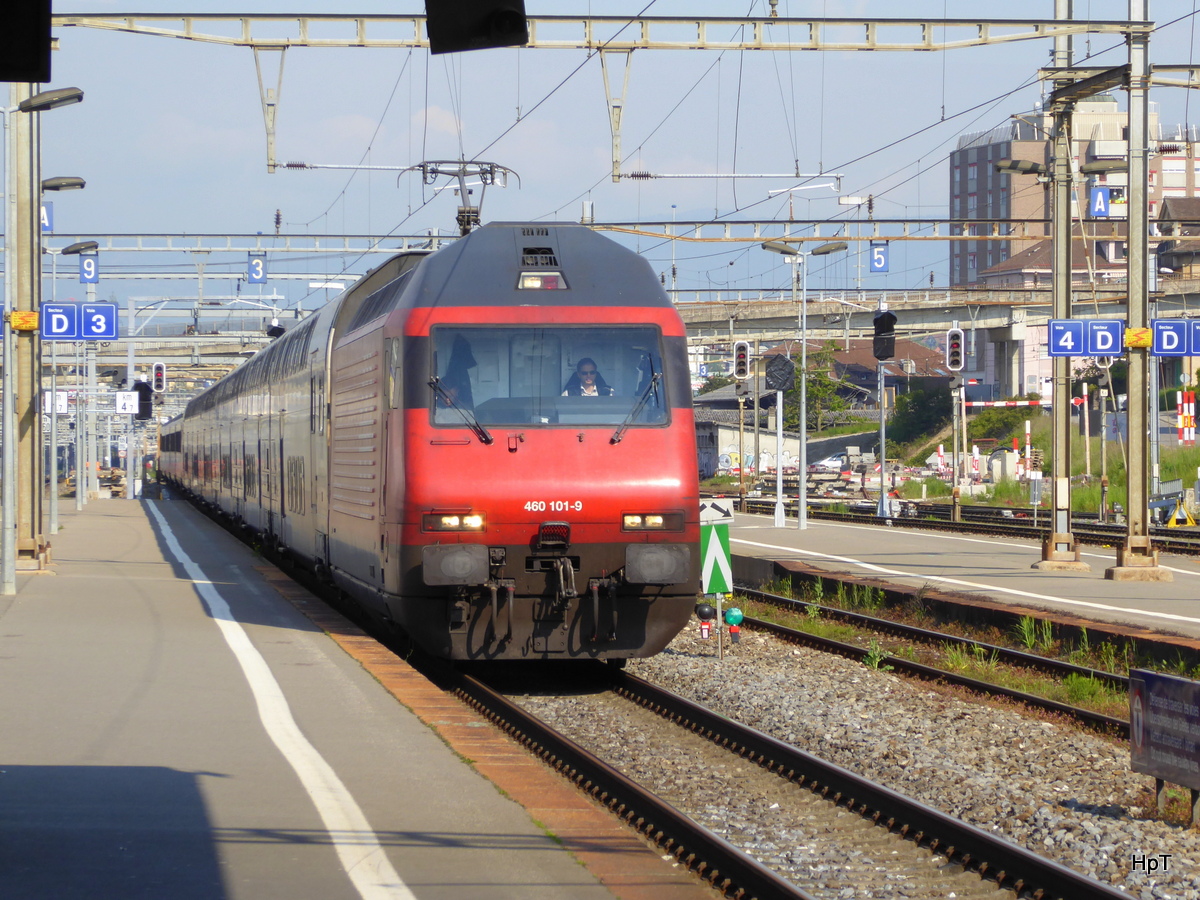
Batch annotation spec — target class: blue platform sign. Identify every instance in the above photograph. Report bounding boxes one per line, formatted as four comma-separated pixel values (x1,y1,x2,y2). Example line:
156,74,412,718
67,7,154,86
1089,186,1111,218
870,242,889,273
1048,319,1125,357
1150,319,1200,357
42,302,118,341
41,202,53,234
247,251,267,284
82,303,118,339
1086,320,1124,356
40,303,79,341
1048,320,1085,356
1152,320,1189,356
79,253,99,284
1130,669,1200,791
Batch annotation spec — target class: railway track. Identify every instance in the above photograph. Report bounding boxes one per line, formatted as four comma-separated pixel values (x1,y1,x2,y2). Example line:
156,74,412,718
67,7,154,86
736,587,1130,738
198,493,1151,898
452,666,1129,900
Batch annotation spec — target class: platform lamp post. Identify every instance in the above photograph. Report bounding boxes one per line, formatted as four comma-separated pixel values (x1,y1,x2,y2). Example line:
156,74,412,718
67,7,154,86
761,240,848,530
2,85,85,595
46,239,97,534
41,184,88,534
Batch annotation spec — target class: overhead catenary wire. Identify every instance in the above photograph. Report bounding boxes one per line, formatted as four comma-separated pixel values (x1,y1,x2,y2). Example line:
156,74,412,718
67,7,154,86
288,8,1200,309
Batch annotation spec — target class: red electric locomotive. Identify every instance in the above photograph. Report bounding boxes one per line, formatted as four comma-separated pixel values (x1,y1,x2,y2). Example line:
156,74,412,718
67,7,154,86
160,222,701,661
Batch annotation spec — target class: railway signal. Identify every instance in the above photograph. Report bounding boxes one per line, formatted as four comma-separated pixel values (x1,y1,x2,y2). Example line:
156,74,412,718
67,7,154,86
872,311,896,361
133,382,153,420
946,327,965,371
425,0,528,54
151,361,168,393
733,341,750,381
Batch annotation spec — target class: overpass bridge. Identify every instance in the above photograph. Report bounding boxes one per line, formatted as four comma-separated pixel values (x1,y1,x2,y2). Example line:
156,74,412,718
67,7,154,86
678,279,1200,398
677,281,1200,346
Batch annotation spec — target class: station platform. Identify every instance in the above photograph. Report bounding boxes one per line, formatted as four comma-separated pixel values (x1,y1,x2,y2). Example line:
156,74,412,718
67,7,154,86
730,510,1200,648
0,497,710,900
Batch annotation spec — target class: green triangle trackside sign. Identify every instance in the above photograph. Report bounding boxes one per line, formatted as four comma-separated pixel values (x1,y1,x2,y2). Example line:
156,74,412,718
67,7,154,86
700,523,732,594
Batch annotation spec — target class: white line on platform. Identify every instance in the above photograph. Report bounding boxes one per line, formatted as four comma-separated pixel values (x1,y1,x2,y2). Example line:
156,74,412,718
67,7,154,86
738,513,1200,577
146,504,414,900
809,520,1200,577
731,535,1200,630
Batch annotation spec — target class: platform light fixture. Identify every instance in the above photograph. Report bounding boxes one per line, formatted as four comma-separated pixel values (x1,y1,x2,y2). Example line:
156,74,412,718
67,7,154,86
1079,159,1128,175
41,176,86,192
17,87,83,113
43,239,97,536
61,240,99,256
995,157,1047,177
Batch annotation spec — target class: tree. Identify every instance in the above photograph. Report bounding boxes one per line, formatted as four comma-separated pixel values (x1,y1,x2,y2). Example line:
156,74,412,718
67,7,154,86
805,341,849,432
889,379,952,444
781,341,848,433
696,373,735,395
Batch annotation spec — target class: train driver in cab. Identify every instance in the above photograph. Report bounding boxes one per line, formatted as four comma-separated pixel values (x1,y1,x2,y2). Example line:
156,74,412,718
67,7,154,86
562,358,614,397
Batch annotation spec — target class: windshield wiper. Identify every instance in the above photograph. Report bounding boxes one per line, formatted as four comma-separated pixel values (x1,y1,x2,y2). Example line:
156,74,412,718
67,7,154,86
429,378,494,445
610,372,660,444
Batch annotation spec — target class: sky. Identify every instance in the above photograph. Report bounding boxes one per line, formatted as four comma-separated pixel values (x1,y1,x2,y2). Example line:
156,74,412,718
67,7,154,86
13,2,1200,320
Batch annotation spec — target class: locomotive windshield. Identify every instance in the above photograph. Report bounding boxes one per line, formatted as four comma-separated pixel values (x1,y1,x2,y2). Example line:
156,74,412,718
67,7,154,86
430,326,669,427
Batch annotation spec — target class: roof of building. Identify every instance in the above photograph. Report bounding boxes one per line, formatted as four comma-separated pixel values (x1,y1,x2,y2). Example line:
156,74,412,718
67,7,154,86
1159,197,1200,235
978,231,1129,277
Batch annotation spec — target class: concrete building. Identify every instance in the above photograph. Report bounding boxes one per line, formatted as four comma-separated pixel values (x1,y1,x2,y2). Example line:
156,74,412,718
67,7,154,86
948,94,1160,288
944,97,1200,399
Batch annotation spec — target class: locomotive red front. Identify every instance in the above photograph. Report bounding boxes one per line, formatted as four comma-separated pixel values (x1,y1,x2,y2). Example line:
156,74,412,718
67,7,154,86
162,223,701,660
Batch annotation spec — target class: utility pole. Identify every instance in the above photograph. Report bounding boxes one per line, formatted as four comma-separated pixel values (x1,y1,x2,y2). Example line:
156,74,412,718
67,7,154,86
1035,0,1089,572
1107,0,1169,579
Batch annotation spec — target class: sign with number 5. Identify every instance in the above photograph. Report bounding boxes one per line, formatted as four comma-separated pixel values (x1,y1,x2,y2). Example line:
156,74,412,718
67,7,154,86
870,242,889,273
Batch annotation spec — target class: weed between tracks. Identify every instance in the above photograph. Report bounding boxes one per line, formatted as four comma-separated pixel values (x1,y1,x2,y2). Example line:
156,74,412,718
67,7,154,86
738,581,1167,723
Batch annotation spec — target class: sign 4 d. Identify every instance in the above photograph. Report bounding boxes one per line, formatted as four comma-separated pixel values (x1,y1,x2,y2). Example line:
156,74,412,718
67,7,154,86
1047,319,1125,357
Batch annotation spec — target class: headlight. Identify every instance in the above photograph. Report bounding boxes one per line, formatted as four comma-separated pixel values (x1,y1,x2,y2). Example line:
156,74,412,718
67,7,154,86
622,512,683,531
517,271,568,290
423,512,486,532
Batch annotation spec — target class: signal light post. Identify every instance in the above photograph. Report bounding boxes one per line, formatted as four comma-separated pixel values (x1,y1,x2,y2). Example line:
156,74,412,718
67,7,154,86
873,307,898,517
732,341,750,381
946,327,964,372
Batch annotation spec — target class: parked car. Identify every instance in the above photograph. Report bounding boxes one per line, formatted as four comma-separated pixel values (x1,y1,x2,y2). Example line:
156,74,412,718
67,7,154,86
810,454,848,474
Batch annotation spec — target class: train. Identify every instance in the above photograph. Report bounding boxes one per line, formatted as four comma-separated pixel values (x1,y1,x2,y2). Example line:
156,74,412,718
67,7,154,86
158,222,701,661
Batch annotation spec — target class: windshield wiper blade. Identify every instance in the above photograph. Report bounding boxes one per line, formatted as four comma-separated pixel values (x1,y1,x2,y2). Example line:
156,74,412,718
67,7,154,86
429,378,494,445
610,372,660,444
